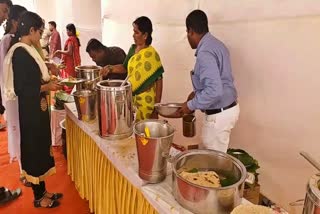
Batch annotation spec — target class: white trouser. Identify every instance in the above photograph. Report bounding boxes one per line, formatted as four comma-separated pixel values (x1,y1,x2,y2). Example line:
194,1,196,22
200,104,240,153
6,99,21,165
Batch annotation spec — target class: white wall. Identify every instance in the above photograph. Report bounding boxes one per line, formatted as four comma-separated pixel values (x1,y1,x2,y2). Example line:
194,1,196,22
0,0,36,38
102,0,320,212
221,16,320,214
35,0,101,65
13,0,35,11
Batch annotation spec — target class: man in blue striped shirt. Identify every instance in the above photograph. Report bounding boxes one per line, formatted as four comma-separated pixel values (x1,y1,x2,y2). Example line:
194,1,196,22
178,10,240,152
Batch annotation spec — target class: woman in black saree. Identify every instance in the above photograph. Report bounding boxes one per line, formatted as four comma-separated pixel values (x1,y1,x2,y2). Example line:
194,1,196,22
3,11,63,208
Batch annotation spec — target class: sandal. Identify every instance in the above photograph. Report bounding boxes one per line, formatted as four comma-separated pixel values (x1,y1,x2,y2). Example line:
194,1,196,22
19,177,32,187
33,196,60,208
0,188,22,206
44,191,63,200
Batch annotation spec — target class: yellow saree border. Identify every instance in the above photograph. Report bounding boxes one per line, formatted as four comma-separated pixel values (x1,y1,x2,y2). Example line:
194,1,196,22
22,167,56,185
66,116,158,214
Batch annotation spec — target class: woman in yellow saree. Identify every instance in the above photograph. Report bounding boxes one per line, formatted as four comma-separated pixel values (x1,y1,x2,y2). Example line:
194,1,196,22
100,16,164,121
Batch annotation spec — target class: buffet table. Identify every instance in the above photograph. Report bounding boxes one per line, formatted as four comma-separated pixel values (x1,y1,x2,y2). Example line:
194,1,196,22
65,103,247,214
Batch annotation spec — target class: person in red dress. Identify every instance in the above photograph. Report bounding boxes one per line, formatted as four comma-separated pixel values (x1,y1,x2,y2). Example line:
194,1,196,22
53,23,81,78
48,21,61,59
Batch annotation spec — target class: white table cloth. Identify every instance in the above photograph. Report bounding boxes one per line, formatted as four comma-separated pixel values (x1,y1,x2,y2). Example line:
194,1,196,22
50,106,66,146
65,103,248,214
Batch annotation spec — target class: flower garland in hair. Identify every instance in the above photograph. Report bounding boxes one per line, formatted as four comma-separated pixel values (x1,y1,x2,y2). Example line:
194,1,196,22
76,30,80,37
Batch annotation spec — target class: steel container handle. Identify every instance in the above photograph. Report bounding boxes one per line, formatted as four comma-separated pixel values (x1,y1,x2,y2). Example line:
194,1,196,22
162,152,174,163
289,199,304,207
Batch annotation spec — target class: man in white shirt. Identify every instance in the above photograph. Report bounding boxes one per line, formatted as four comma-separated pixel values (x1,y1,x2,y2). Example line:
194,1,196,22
39,22,51,59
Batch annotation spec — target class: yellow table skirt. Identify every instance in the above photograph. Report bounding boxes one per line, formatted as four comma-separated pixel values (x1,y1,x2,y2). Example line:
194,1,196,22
66,116,157,214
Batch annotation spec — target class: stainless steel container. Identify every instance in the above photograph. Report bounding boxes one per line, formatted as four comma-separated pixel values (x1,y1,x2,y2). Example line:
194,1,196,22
154,103,183,118
75,65,102,90
172,149,247,214
303,174,320,214
134,119,175,183
96,80,133,140
72,90,97,122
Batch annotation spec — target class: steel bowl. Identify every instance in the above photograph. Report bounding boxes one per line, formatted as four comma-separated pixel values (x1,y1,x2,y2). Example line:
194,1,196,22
172,149,247,214
154,103,183,118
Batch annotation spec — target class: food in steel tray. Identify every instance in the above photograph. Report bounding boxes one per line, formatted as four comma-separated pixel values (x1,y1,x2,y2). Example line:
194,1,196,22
231,204,273,214
56,64,66,69
50,75,58,81
59,77,84,86
179,169,221,188
179,168,238,187
68,77,77,81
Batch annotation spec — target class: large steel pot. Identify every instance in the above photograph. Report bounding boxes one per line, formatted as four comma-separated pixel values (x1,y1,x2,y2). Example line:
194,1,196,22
134,119,175,183
75,65,102,90
299,152,320,214
172,149,247,214
96,80,133,140
303,174,320,214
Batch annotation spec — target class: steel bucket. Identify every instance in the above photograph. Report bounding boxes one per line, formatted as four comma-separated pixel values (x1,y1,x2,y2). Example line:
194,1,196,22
96,80,133,140
72,90,97,122
172,149,247,214
75,65,102,90
134,119,175,183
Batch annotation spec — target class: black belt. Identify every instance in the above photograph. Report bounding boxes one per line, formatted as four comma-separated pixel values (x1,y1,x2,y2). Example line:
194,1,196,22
205,101,237,115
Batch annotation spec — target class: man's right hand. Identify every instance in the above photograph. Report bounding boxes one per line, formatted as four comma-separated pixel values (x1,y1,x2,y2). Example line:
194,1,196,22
100,65,112,77
177,101,193,115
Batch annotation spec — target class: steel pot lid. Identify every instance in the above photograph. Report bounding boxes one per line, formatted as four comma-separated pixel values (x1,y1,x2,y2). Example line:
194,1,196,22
306,174,320,206
96,80,131,91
